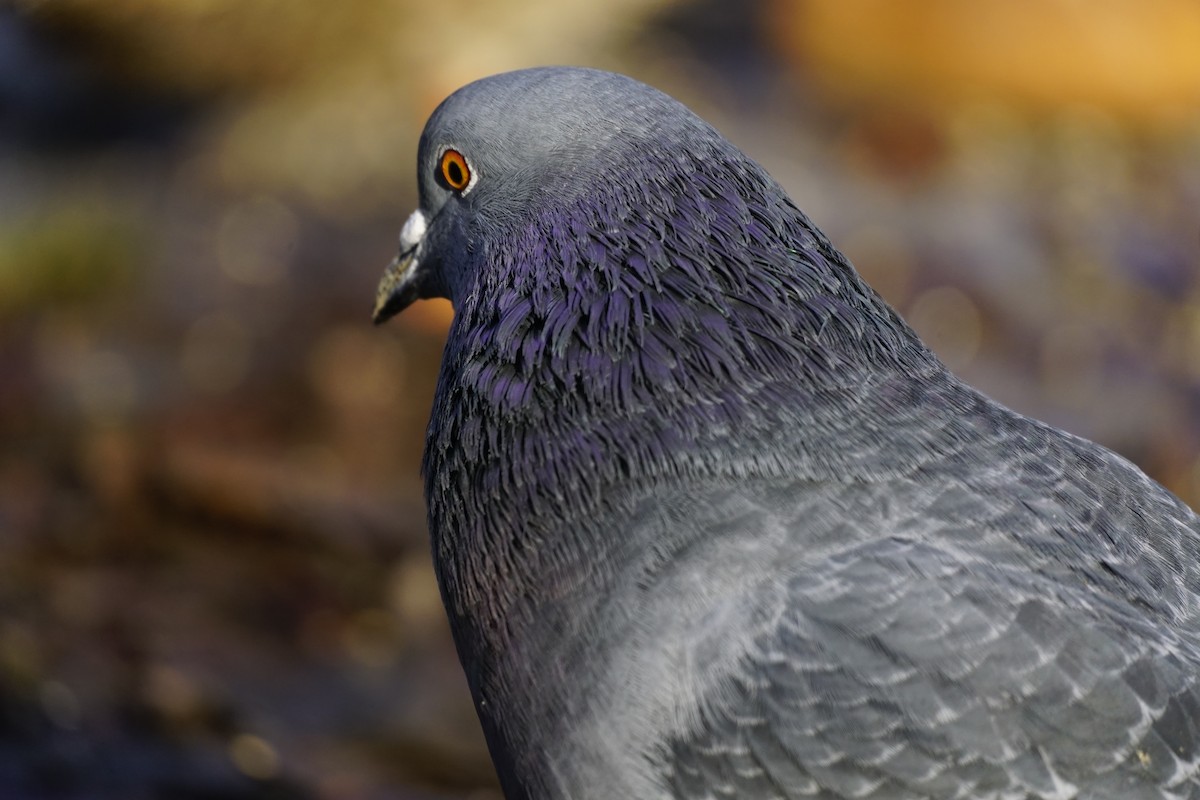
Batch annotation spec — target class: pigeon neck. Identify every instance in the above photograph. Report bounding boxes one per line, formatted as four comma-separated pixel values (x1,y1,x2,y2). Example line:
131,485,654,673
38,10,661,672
426,144,942,526
420,148,949,726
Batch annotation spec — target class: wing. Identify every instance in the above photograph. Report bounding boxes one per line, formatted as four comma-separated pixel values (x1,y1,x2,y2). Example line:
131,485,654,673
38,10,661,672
656,472,1200,800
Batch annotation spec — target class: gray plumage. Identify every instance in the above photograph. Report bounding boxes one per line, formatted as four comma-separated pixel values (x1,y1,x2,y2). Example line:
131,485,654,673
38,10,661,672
373,67,1200,800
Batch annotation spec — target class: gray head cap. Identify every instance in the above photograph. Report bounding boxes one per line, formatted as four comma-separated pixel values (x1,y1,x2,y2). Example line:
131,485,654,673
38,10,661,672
420,67,710,193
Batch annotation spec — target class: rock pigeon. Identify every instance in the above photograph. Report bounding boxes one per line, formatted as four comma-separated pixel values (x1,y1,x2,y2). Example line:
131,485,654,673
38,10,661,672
372,67,1200,800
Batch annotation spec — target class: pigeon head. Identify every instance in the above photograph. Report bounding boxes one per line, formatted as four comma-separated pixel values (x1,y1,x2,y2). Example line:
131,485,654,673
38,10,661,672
373,67,721,322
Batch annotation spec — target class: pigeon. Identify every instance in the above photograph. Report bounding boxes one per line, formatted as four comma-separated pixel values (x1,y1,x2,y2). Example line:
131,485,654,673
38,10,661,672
372,67,1200,800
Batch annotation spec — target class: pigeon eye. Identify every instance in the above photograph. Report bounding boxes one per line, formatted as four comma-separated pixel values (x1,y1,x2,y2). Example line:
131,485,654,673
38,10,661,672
439,149,471,192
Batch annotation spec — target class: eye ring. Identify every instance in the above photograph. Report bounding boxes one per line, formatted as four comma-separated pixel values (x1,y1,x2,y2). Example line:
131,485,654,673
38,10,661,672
439,148,472,192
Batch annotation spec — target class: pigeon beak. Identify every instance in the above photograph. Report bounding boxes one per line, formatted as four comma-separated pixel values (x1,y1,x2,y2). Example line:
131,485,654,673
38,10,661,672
372,209,429,325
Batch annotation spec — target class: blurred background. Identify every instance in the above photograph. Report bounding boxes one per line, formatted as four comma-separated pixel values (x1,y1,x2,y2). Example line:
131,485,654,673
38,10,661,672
1,0,1199,797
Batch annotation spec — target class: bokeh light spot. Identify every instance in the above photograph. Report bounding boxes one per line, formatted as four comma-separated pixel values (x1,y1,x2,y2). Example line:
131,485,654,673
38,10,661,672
145,665,203,721
40,681,81,730
343,608,401,669
906,286,982,372
1039,322,1105,405
308,326,406,411
841,224,914,308
217,195,297,286
180,312,253,394
388,556,444,636
229,733,280,780
75,349,138,417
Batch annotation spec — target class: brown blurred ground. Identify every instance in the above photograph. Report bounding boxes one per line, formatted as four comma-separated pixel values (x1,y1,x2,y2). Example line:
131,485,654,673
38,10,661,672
0,1,1199,797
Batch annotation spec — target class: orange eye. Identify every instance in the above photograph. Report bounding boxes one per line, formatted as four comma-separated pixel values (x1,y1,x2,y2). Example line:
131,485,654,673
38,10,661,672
440,149,471,191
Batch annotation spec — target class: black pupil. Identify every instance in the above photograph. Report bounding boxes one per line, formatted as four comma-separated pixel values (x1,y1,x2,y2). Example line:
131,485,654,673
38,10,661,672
447,159,464,186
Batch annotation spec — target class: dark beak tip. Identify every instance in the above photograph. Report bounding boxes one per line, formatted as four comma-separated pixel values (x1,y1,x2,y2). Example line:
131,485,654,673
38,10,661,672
372,298,399,326
373,243,425,327
372,281,420,326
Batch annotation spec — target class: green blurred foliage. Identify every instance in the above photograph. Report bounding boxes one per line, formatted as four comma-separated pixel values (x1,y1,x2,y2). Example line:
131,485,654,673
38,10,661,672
0,205,142,315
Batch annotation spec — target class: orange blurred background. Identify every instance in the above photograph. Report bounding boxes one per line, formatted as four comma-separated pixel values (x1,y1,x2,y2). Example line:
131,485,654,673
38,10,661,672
1,1,1198,797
